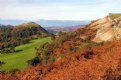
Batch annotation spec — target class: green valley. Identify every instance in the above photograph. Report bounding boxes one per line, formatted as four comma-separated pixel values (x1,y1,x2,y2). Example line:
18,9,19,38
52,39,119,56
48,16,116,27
0,37,51,72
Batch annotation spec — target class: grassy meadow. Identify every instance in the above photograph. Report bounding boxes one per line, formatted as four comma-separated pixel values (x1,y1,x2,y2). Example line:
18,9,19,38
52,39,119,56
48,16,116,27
0,37,51,72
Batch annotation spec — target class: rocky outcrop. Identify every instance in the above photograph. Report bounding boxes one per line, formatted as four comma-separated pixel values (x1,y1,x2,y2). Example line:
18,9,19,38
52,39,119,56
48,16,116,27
90,14,121,43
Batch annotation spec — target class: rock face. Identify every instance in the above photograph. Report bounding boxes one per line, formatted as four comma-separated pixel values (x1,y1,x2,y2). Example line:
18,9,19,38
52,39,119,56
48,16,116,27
89,13,121,43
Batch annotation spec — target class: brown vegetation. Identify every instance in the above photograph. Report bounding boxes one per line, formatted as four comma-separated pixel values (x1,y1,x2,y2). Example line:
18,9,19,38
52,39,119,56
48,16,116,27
1,14,121,80
1,35,121,80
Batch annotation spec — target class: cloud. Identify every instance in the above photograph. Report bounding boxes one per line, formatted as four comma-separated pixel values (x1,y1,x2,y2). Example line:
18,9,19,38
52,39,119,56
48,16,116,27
0,0,120,20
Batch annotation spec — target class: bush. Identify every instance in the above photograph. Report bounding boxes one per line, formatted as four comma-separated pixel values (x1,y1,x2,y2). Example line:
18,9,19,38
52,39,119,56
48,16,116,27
0,47,15,54
27,57,40,66
9,69,20,74
83,50,94,59
0,61,5,66
68,32,75,37
51,34,55,40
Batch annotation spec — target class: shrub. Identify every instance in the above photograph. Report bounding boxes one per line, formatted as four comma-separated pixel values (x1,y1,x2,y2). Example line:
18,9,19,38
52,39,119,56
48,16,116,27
27,57,40,66
0,47,15,54
83,50,94,59
51,34,55,40
0,61,5,66
9,69,20,74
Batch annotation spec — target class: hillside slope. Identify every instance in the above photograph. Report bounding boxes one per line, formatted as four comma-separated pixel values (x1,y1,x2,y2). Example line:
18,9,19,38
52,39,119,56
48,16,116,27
0,37,51,72
0,22,49,53
1,14,121,80
1,39,121,80
13,22,48,36
87,13,121,43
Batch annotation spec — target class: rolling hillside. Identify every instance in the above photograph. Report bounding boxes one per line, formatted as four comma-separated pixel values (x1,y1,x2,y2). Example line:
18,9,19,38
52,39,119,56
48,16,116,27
1,13,121,80
0,22,50,72
0,37,51,72
0,22,49,54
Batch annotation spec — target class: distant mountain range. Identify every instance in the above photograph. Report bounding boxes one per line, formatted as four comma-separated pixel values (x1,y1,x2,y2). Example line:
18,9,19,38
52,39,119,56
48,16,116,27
35,19,90,27
0,19,90,27
45,25,85,34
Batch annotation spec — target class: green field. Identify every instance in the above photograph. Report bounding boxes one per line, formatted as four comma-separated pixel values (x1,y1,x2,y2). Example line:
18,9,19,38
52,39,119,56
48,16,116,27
0,37,51,72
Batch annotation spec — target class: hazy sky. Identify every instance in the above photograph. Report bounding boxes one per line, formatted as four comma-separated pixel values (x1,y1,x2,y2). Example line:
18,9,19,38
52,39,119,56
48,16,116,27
0,0,121,20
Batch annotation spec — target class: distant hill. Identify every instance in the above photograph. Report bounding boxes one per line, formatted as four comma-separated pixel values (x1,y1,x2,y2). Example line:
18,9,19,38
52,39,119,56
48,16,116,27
0,19,90,27
14,22,48,33
45,25,85,34
0,22,49,43
12,22,49,38
0,22,49,53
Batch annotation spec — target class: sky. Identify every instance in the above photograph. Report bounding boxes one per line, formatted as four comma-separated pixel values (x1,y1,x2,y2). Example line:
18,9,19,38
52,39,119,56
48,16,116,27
0,0,121,20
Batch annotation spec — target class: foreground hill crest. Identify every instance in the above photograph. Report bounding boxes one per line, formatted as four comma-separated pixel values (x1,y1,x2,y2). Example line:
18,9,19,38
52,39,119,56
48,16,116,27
81,13,121,43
